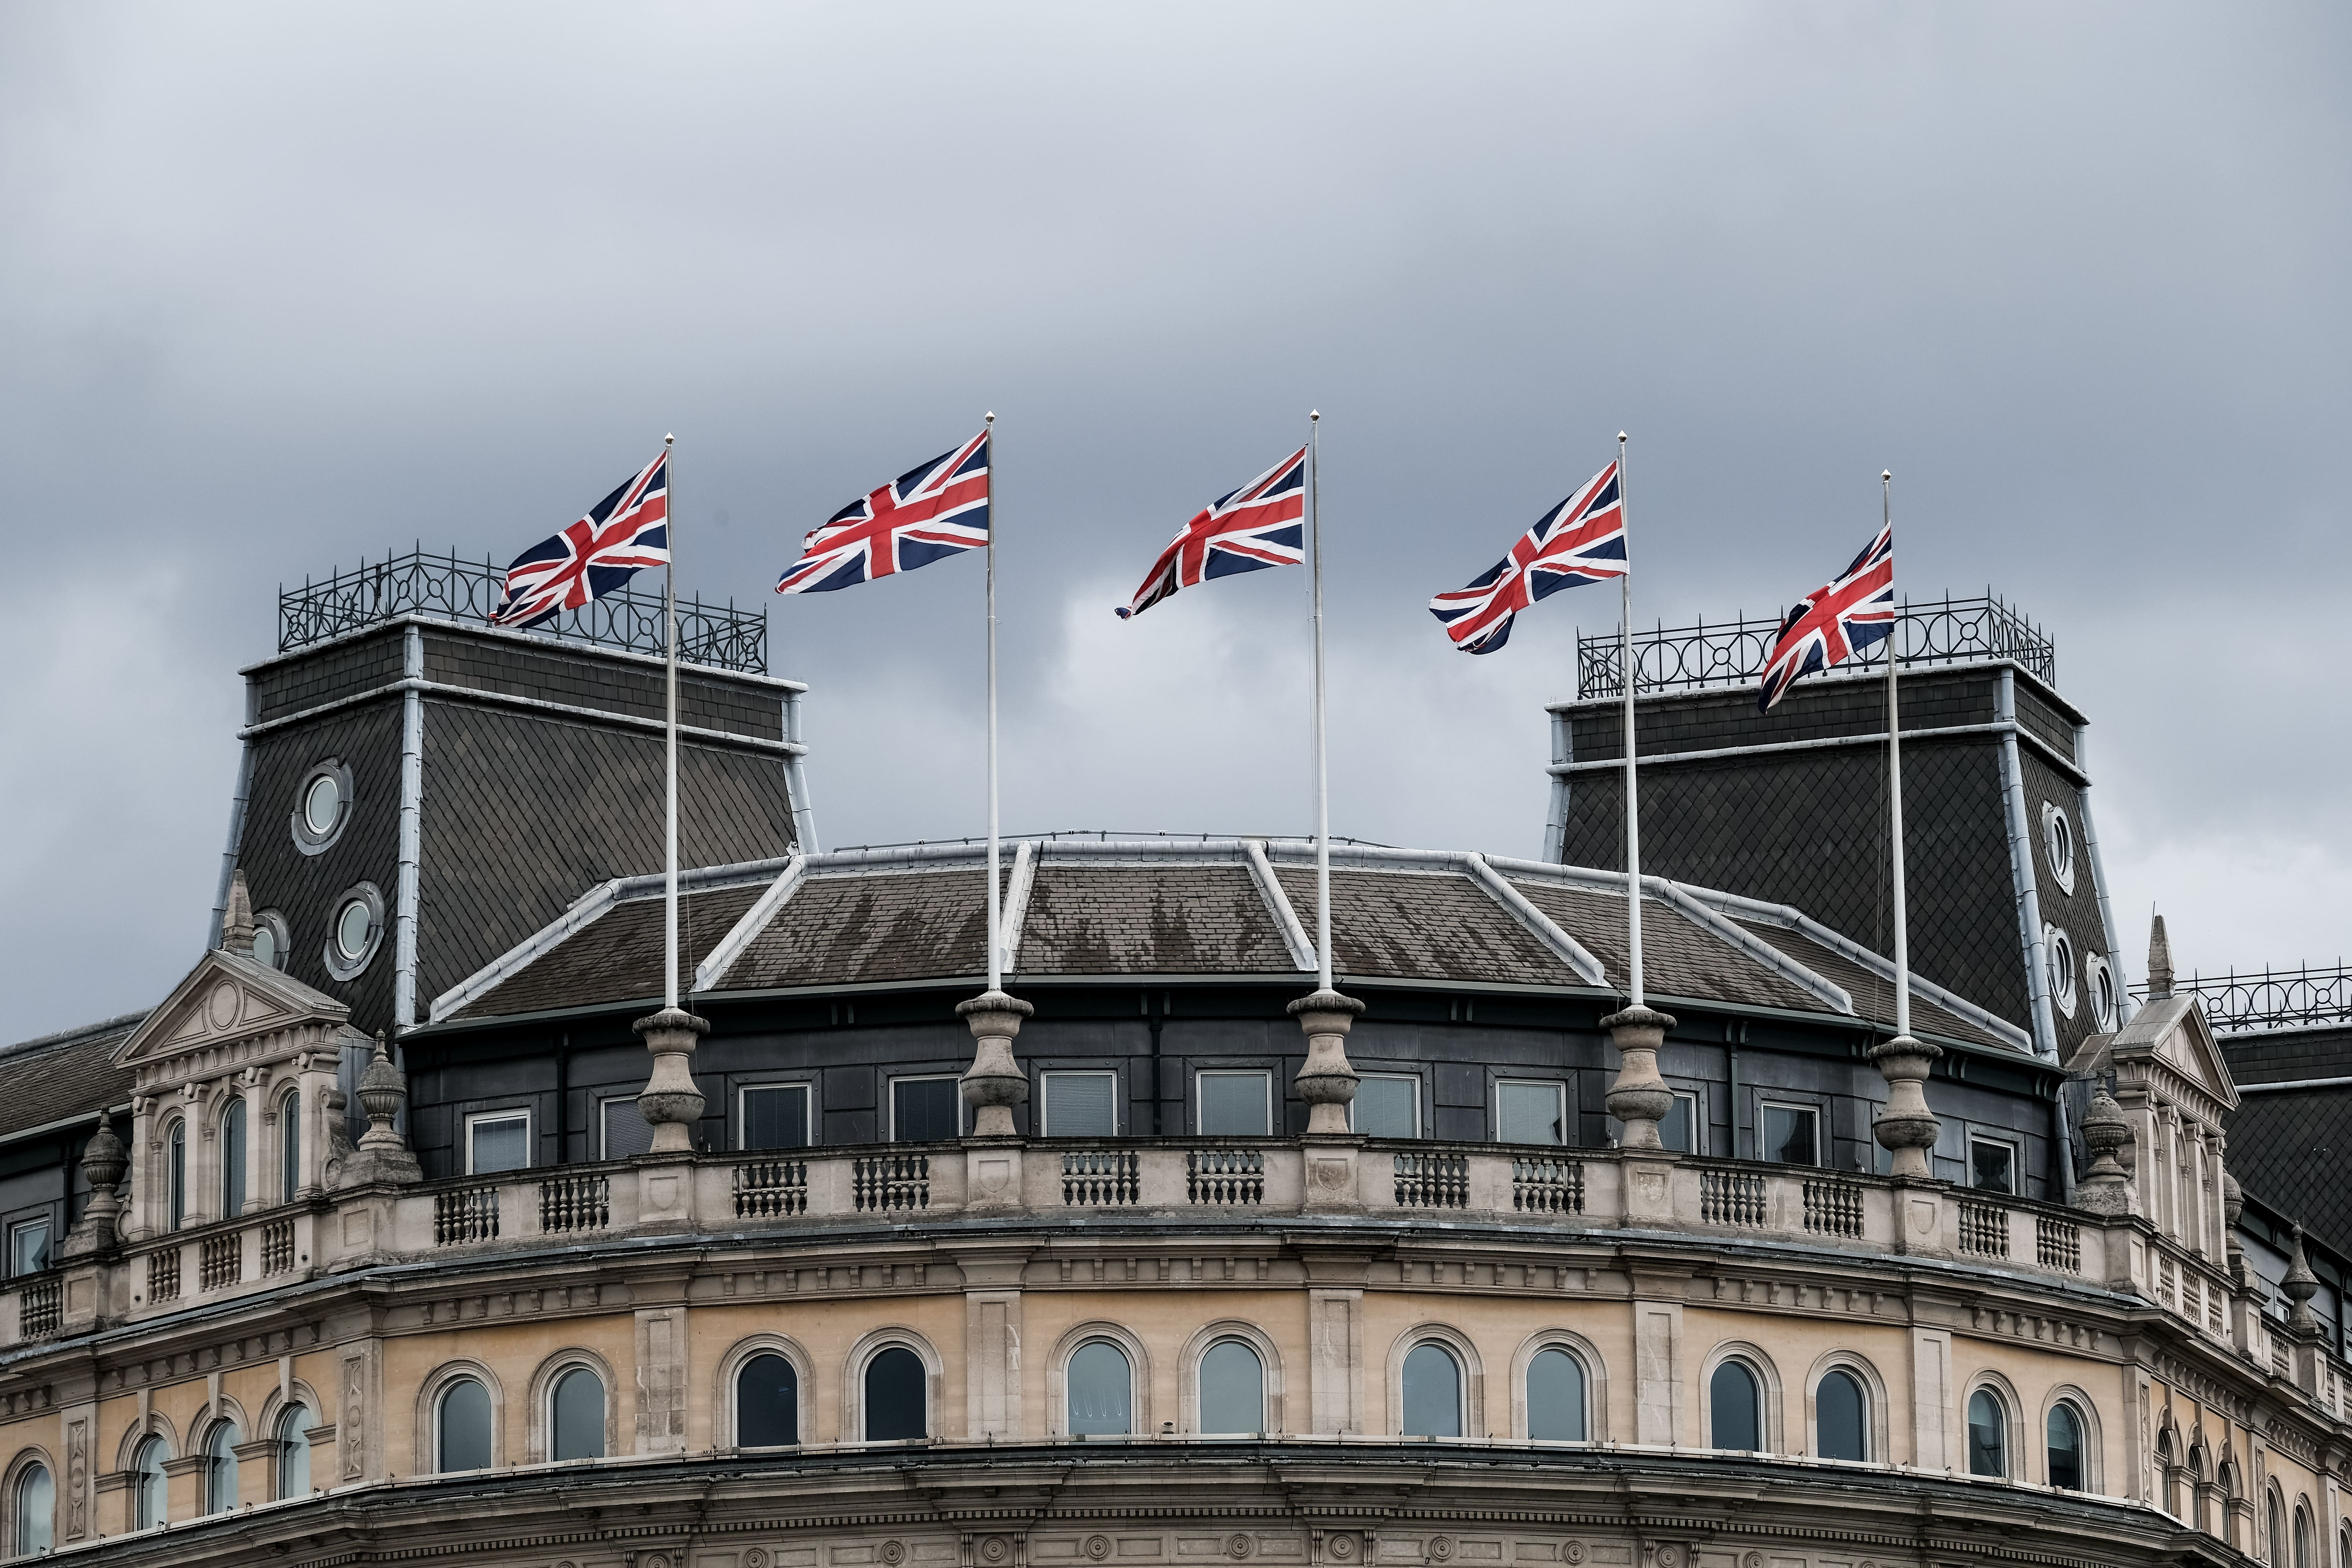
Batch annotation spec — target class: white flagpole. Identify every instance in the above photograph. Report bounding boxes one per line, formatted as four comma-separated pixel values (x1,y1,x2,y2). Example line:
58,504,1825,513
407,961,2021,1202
1310,411,1331,993
985,412,1002,994
662,433,679,1011
1617,432,1642,1009
1884,469,1908,1038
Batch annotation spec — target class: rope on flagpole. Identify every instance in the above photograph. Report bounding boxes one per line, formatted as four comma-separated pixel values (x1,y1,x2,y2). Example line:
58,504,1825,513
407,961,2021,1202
1884,469,1909,1039
985,412,1002,994
663,434,679,1011
1618,432,1642,1009
1310,411,1331,994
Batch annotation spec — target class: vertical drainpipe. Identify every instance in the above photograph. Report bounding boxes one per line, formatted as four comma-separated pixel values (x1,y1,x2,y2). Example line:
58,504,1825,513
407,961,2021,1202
2073,719,2134,1027
1543,706,1573,863
208,695,256,949
392,625,425,1032
781,687,820,854
1997,668,2059,1062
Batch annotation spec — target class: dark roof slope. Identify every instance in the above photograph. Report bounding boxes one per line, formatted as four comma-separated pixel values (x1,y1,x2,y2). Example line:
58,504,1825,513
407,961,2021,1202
1020,864,1294,975
2227,1084,2352,1264
1274,868,1574,986
726,869,996,991
0,1011,146,1143
464,884,762,1018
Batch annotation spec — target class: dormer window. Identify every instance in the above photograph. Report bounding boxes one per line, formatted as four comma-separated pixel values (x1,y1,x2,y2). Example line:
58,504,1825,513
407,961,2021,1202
2044,925,2078,1018
250,910,291,972
290,760,354,856
323,883,385,980
2040,802,2077,895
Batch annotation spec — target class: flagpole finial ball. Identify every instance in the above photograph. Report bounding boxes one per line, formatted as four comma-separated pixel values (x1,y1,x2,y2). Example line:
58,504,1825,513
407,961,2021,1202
1618,431,1628,442
1882,469,1892,481
1310,409,1319,422
985,411,995,424
665,433,675,445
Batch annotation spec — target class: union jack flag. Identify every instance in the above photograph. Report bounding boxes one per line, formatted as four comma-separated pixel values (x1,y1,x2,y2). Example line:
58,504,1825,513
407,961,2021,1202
493,449,670,630
1426,461,1626,655
1116,446,1306,620
1757,525,1895,712
777,430,990,594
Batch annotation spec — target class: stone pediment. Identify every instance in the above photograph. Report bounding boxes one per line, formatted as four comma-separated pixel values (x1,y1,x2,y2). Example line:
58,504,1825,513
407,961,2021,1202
112,948,349,1079
2100,994,2239,1114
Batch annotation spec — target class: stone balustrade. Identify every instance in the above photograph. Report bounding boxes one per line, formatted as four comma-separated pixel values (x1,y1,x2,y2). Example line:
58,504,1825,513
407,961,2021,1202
0,1135,2334,1411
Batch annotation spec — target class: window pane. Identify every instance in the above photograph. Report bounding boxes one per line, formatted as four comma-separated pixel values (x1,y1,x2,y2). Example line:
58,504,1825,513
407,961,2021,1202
1046,1073,1118,1138
1198,1073,1270,1136
893,1080,960,1142
1971,1142,2015,1194
1067,1341,1132,1436
1498,1082,1565,1146
1659,1094,1695,1154
221,1099,247,1216
277,1406,313,1498
736,1353,800,1447
1764,1105,1818,1166
743,1086,811,1151
865,1347,927,1440
2045,1403,2082,1490
1710,1362,1759,1451
135,1439,166,1528
281,1092,301,1200
16,1463,51,1555
1527,1348,1586,1441
1401,1344,1462,1438
439,1379,493,1472
206,1422,240,1514
1199,1341,1265,1434
1816,1370,1866,1461
1967,1390,2005,1476
552,1367,606,1460
471,1115,529,1174
11,1220,49,1277
168,1126,185,1231
601,1098,655,1161
1355,1076,1418,1138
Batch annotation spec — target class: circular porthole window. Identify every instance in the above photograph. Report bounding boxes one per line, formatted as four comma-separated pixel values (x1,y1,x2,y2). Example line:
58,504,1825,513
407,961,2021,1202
2040,802,2077,895
2085,951,2118,1032
291,760,354,856
2044,924,2078,1018
250,909,291,972
323,882,385,980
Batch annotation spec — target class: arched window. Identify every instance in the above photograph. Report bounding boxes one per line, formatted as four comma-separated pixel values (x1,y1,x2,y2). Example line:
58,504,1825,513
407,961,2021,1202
2268,1492,2286,1566
1816,1368,1867,1461
2188,1446,2209,1532
204,1420,240,1514
1199,1340,1265,1435
2156,1430,2178,1516
864,1347,926,1441
1066,1341,1133,1437
1401,1343,1462,1439
166,1124,186,1232
1526,1347,1587,1442
437,1378,492,1473
2219,1461,2241,1549
1967,1389,2007,1477
14,1461,53,1555
736,1353,799,1447
279,1089,302,1201
220,1099,247,1219
276,1405,313,1498
2294,1504,2312,1568
2045,1401,2084,1490
550,1367,605,1461
132,1437,167,1529
1710,1360,1761,1452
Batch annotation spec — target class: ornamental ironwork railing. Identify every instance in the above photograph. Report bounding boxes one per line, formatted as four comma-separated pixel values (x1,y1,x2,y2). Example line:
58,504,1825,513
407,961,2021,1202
2135,964,2352,1034
1576,592,2054,699
279,548,768,674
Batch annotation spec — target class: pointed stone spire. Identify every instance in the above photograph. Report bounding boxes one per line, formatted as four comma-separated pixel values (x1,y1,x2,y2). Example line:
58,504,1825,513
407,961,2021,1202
220,869,256,957
2147,913,2174,1000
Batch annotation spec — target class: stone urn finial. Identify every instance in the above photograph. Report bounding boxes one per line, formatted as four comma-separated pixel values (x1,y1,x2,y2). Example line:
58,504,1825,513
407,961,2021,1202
2282,1224,2321,1334
1601,1005,1677,1149
1289,989,1365,1135
1868,1034,1944,1179
338,1033,422,1186
2072,1085,2134,1215
633,1008,711,1154
60,1111,130,1259
957,991,1034,1137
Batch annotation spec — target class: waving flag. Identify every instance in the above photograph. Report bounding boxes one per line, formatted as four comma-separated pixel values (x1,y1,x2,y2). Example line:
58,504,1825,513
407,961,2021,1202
493,450,671,630
1116,446,1306,620
777,431,991,594
1757,525,1895,712
1426,461,1626,655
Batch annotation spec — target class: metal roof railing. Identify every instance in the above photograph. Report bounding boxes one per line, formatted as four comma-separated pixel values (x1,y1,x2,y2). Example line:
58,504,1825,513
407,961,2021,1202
2136,964,2352,1034
1576,591,2054,699
279,547,767,674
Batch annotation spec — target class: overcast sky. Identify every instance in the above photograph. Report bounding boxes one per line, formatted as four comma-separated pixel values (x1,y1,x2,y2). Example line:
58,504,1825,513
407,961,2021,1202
2,3,2346,1044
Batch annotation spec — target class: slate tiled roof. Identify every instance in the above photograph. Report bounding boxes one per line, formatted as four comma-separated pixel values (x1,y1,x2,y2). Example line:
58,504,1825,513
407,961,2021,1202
2227,1084,2352,1263
430,837,2034,1055
0,1011,146,1143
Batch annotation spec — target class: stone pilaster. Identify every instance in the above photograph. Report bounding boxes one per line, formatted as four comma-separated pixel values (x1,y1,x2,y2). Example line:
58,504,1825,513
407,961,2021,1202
1601,1005,1675,1149
1869,1035,1943,1179
633,1008,710,1155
